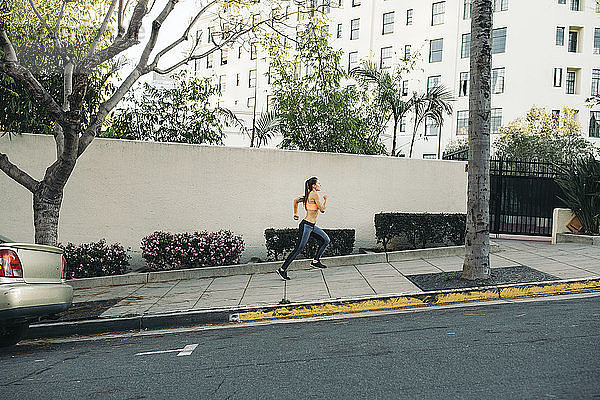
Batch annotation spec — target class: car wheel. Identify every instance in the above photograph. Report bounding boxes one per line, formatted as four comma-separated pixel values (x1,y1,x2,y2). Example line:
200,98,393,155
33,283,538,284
0,323,28,347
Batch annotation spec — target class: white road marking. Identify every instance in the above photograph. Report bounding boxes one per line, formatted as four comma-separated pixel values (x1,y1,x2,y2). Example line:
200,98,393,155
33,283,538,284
24,292,600,345
177,344,199,356
135,343,198,357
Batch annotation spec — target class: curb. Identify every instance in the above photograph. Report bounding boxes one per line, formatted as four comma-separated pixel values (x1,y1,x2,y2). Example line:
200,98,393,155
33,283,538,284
66,243,501,289
26,276,600,340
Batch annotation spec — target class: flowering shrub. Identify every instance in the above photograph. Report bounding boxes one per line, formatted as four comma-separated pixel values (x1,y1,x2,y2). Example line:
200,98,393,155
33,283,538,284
141,230,245,271
59,240,129,279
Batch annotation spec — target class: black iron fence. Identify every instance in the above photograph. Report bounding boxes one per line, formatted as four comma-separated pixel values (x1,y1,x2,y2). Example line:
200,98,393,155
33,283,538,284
489,158,564,236
441,152,565,236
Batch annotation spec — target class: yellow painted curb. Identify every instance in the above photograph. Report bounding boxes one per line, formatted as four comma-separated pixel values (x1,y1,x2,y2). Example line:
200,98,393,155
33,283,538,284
238,296,426,321
433,289,499,304
499,279,600,299
235,279,600,323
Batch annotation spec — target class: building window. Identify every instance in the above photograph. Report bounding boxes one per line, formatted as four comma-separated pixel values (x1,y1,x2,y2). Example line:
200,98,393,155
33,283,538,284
407,9,413,25
218,75,226,92
399,116,406,132
493,0,508,11
558,0,566,4
250,43,257,60
380,47,393,69
464,0,472,19
236,73,240,86
491,108,502,134
552,109,560,120
556,27,565,46
492,67,505,93
457,111,469,135
568,31,578,52
402,80,408,96
429,38,443,63
249,69,256,88
492,27,507,54
425,116,439,136
432,2,445,25
554,68,563,87
350,18,360,40
594,28,600,54
404,45,411,60
427,75,441,92
592,69,600,96
238,46,242,58
348,51,358,72
221,49,228,65
247,97,255,108
459,72,469,97
461,33,471,58
570,0,580,11
566,70,576,94
590,111,600,137
206,53,213,68
382,12,394,35
337,23,342,38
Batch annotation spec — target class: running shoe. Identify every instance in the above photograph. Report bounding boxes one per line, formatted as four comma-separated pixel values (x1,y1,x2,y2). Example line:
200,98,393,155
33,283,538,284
276,268,290,280
310,260,327,269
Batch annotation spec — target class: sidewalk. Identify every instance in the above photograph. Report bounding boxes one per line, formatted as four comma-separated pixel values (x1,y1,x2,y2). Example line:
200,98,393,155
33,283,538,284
28,238,600,339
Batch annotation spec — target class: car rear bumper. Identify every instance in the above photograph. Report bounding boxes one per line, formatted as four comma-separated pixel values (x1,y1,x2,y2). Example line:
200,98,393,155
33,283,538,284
0,283,73,322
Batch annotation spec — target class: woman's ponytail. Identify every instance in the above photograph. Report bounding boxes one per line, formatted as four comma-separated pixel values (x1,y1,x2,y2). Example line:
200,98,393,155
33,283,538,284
303,177,318,210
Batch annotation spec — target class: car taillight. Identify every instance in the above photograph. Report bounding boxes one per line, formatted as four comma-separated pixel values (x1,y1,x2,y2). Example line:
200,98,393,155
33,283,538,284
61,255,67,280
0,249,23,278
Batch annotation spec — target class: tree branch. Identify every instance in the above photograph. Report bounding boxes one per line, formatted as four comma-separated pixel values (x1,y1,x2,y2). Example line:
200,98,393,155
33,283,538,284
0,61,64,125
0,24,17,62
80,0,150,73
148,0,218,69
54,0,67,33
86,0,119,59
0,152,39,193
27,0,69,62
79,0,181,154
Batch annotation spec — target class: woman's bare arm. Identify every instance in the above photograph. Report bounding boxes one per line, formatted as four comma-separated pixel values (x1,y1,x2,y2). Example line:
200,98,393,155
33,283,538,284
293,196,303,219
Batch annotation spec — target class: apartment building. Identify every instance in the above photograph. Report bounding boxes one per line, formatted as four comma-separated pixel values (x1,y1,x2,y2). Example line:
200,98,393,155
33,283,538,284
187,0,600,157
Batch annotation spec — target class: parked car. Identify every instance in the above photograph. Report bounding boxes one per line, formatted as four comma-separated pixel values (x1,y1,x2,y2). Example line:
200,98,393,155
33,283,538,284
0,235,73,346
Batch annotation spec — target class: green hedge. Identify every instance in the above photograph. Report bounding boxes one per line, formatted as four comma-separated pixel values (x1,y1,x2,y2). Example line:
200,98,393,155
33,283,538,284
265,228,355,261
374,213,466,251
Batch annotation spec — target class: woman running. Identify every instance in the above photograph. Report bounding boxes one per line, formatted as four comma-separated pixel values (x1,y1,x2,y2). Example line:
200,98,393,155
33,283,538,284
276,177,330,281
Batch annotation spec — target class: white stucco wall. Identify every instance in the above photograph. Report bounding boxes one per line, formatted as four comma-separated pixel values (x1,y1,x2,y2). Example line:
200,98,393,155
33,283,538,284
1,134,467,261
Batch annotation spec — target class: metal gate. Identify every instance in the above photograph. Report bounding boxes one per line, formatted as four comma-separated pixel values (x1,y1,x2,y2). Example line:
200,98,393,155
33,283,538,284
490,159,564,236
442,151,565,237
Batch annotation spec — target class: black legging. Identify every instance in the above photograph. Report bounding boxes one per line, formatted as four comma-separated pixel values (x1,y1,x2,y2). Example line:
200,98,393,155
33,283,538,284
281,220,330,271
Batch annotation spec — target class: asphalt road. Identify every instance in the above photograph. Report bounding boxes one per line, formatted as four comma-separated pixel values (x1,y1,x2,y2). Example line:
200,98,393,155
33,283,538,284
1,295,599,400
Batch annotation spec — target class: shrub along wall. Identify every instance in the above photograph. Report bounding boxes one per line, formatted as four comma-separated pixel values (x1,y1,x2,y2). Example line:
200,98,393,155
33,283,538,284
59,240,129,279
374,213,467,251
141,230,244,271
265,228,355,261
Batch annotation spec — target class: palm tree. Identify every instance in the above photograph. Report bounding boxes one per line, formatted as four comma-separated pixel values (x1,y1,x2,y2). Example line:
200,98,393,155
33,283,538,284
408,85,454,158
462,0,493,280
350,61,411,156
248,110,281,148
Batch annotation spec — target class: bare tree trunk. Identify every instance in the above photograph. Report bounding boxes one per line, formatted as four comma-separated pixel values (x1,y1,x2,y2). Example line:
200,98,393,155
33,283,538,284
33,187,63,246
391,116,398,156
462,0,492,280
